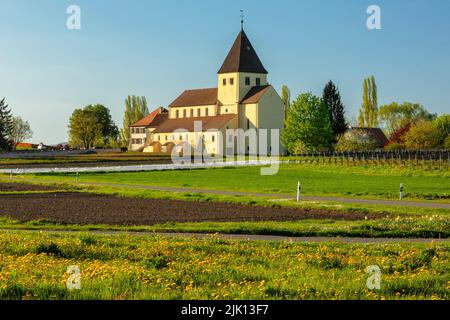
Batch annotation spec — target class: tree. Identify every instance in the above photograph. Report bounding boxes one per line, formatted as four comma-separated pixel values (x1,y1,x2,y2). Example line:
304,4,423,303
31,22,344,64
385,123,411,150
68,108,100,149
84,104,119,147
281,85,291,121
11,116,33,146
322,81,347,142
0,98,13,152
68,104,118,149
379,102,436,134
358,76,378,127
433,114,450,147
282,93,333,153
403,121,441,150
120,95,149,147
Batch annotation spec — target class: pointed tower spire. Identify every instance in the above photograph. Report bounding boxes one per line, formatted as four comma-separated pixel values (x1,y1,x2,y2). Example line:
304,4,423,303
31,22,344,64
218,29,268,74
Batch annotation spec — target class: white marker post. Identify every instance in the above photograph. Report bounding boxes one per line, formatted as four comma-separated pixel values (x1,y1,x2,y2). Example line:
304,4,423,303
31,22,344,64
297,179,301,202
400,183,404,200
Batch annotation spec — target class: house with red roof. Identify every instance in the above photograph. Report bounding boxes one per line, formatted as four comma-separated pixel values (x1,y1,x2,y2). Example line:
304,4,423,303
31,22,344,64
129,107,168,151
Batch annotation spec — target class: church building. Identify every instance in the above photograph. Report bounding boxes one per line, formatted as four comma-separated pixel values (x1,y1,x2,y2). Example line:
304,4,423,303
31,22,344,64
130,27,285,156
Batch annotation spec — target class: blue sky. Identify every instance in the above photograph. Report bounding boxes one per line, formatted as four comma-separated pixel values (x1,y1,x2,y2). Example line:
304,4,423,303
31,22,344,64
1,0,449,144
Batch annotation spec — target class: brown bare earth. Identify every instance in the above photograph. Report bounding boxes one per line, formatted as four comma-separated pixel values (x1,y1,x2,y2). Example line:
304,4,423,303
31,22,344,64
0,183,59,192
0,187,384,225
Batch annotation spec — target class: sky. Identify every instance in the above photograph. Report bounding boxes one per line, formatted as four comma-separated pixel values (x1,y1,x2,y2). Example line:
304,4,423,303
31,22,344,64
1,0,449,144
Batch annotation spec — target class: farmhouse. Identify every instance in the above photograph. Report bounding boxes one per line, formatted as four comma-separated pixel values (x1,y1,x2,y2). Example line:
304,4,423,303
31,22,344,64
129,27,285,155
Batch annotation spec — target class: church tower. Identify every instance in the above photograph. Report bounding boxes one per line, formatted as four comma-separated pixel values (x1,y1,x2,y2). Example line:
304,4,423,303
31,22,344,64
217,29,268,114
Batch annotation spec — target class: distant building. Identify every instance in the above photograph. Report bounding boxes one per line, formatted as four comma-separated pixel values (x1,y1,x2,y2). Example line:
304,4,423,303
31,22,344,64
129,107,168,152
347,126,389,149
15,142,37,150
129,27,285,155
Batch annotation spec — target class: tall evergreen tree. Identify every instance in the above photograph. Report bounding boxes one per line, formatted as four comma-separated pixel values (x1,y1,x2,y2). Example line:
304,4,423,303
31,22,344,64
322,81,347,142
281,85,291,121
0,98,13,152
358,75,378,127
120,95,149,147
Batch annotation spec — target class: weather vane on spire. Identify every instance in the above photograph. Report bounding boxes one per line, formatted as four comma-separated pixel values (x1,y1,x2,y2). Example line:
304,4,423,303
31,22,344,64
240,10,244,30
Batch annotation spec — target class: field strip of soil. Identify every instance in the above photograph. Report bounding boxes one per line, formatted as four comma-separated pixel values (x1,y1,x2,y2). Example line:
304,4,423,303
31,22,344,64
0,182,60,192
0,192,384,226
1,229,448,244
81,181,450,210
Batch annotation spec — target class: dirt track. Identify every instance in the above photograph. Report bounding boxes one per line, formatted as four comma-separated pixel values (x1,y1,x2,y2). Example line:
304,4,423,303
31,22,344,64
0,184,384,226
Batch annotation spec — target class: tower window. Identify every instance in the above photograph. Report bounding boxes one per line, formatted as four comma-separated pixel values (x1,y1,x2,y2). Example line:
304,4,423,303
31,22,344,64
212,135,215,142
175,110,179,118
197,109,201,117
190,109,194,117
245,77,250,86
183,109,187,118
247,118,250,129
256,78,261,86
230,78,234,85
223,78,227,86
205,108,209,116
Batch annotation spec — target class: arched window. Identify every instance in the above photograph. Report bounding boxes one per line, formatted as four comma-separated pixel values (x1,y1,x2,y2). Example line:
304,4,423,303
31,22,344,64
205,108,209,117
175,110,179,118
197,109,201,117
190,109,194,117
183,109,187,118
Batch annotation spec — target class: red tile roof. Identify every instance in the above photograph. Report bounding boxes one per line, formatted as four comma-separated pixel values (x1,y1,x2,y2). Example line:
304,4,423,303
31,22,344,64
241,85,271,104
153,114,236,134
130,107,168,127
169,88,218,108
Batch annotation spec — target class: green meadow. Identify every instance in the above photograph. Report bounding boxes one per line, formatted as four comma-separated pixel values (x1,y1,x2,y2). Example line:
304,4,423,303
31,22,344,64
26,163,450,200
0,231,448,300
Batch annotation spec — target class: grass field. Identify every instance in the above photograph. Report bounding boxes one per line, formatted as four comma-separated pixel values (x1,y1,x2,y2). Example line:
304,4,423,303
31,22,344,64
0,231,448,300
26,163,450,200
1,162,449,239
0,185,449,238
1,162,449,300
